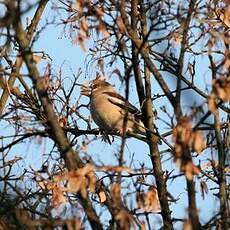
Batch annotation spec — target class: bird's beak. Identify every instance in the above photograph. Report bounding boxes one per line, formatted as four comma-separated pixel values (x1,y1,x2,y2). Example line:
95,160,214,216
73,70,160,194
80,85,92,97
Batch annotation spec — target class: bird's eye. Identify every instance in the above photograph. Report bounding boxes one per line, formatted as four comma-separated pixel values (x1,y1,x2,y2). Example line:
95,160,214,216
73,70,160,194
91,84,98,90
91,84,95,89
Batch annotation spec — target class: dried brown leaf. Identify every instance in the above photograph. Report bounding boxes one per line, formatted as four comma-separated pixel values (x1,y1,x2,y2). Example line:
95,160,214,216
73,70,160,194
77,32,88,52
173,116,192,158
182,161,201,180
65,218,81,230
183,220,192,230
137,188,160,213
212,76,230,102
98,58,104,73
66,165,96,194
207,95,217,114
200,181,209,199
79,177,87,198
88,170,96,192
80,17,88,32
79,164,95,175
115,210,133,230
216,6,230,28
97,23,110,38
145,188,160,213
201,160,218,170
42,165,96,204
224,56,230,69
52,184,66,208
46,182,57,190
192,131,206,153
95,7,104,17
67,175,82,192
98,166,132,173
59,117,67,128
172,32,182,44
15,208,31,225
111,183,122,206
98,191,106,203
37,181,46,189
116,16,126,32
140,222,146,230
5,156,22,166
111,183,121,197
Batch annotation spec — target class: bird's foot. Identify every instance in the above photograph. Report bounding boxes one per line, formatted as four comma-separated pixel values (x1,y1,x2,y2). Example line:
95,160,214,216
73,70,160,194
116,128,126,137
99,129,112,144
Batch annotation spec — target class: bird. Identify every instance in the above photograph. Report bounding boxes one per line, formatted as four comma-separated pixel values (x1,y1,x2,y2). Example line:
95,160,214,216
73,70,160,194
80,77,147,140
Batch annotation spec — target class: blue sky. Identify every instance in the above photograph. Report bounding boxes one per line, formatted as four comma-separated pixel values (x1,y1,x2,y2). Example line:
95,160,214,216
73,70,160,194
0,1,225,229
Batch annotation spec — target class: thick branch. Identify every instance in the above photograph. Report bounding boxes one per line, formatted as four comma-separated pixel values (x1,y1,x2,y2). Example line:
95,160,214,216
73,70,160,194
0,0,48,115
214,110,228,229
13,14,103,229
130,1,173,229
175,0,197,117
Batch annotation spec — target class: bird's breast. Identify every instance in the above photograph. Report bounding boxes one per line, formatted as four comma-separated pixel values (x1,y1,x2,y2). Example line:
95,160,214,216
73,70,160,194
90,94,123,131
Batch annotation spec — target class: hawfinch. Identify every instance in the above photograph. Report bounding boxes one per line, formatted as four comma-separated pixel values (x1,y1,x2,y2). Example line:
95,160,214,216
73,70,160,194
81,78,146,138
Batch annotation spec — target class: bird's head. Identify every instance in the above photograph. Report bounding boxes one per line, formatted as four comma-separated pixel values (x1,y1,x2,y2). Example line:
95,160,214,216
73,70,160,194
81,77,113,97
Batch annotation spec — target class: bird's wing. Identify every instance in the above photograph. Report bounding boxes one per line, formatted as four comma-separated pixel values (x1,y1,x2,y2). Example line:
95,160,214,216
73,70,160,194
104,92,142,117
